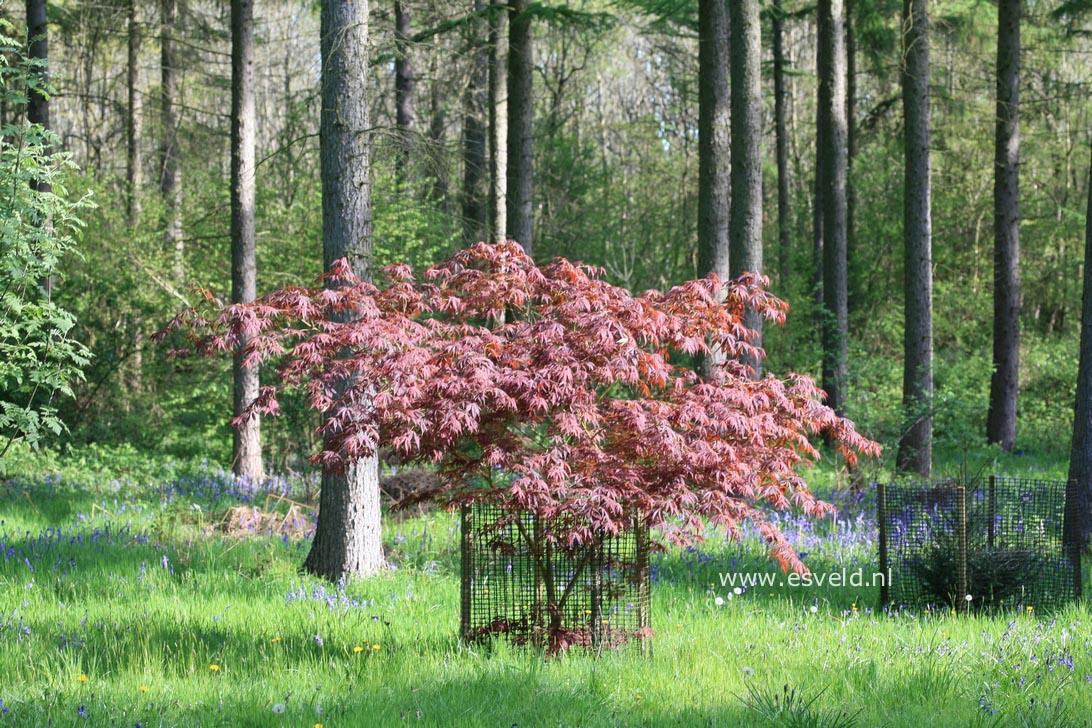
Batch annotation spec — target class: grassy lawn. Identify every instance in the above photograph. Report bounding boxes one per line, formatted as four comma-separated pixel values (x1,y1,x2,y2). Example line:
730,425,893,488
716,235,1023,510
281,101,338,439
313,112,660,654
1,453,1090,727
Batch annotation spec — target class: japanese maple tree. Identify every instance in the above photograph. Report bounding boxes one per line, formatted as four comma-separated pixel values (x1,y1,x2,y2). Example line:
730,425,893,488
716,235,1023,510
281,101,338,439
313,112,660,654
162,241,878,575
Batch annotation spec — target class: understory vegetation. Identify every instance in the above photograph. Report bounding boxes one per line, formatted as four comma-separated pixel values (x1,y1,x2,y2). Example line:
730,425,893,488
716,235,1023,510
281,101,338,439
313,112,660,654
0,446,1089,727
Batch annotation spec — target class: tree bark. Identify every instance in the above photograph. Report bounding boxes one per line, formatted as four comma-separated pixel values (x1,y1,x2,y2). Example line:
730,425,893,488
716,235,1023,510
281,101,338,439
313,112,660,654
818,0,848,414
897,0,933,476
695,0,730,379
987,0,1020,453
506,0,533,256
488,1,508,243
696,0,730,285
846,0,858,310
773,0,791,292
394,0,415,175
127,0,143,227
25,0,51,297
462,0,489,245
160,0,184,286
1066,144,1092,550
305,0,384,581
729,0,763,374
230,0,263,482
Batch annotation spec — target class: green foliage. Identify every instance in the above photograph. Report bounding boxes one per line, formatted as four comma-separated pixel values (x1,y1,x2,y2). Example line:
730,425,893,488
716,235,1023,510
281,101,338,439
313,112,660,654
742,683,861,728
0,20,91,457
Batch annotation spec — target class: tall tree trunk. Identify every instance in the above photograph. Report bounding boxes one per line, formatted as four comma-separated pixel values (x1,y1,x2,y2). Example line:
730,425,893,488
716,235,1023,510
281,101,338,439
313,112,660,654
845,0,858,310
160,0,184,286
696,0,730,379
230,0,263,482
394,0,415,175
987,0,1020,452
813,71,825,311
1065,144,1092,550
488,1,508,243
127,0,143,227
818,0,848,414
427,48,449,206
25,0,51,297
773,0,791,292
729,0,763,374
305,0,384,581
506,0,533,255
697,0,729,284
462,0,489,245
25,0,49,185
897,0,933,476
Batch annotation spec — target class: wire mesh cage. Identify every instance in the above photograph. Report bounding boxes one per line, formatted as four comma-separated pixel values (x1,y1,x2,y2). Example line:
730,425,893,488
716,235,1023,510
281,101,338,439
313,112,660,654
460,503,651,652
878,477,1081,613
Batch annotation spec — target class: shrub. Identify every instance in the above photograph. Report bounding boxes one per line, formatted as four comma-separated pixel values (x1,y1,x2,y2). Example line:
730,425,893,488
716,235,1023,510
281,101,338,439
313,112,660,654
164,242,878,573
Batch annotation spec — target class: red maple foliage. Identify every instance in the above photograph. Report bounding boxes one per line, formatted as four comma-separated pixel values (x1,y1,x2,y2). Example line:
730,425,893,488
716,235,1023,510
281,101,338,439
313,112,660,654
161,241,878,573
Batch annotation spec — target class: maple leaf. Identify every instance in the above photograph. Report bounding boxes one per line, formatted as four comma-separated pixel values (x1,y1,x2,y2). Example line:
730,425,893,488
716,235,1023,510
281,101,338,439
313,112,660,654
161,242,879,572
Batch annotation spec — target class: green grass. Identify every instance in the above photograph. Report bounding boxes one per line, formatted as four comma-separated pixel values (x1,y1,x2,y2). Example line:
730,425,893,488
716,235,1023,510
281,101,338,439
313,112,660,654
1,452,1090,727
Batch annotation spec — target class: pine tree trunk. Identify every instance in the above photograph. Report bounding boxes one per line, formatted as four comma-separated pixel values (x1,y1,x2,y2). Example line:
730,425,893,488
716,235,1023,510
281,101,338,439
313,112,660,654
987,0,1020,453
697,0,729,285
846,0,858,310
305,0,385,581
488,1,508,243
394,0,415,175
729,0,763,375
696,0,730,379
427,50,449,206
462,0,489,245
818,0,848,414
773,0,791,292
160,0,184,286
230,0,263,482
897,0,933,476
1065,144,1092,549
25,0,49,193
506,0,533,255
127,0,143,227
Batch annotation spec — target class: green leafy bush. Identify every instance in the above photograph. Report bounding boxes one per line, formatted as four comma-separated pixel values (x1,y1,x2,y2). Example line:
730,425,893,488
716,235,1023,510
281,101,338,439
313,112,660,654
0,20,91,457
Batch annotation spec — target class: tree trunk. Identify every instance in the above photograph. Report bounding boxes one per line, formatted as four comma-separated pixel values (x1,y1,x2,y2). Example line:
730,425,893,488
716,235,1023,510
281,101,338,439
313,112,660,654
160,0,184,286
462,0,489,245
818,0,848,414
697,0,729,285
427,49,450,206
1065,144,1092,550
846,0,858,311
127,0,143,227
695,0,730,379
987,0,1020,453
729,0,763,374
488,1,508,243
506,0,533,255
897,0,933,476
230,0,263,482
394,0,415,175
25,0,51,297
305,0,384,581
773,0,791,292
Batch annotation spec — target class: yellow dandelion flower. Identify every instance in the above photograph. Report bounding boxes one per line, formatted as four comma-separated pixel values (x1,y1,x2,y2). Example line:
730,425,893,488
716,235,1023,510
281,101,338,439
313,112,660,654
140,685,149,693
353,645,364,653
635,694,643,701
1027,606,1034,613
77,674,88,683
209,664,220,672
271,636,282,643
372,644,381,651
